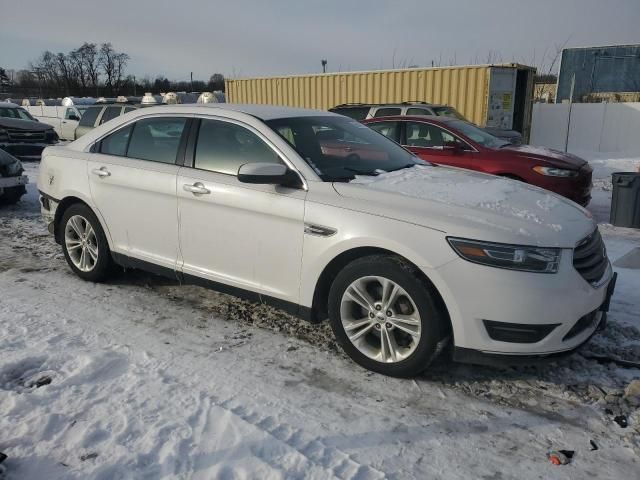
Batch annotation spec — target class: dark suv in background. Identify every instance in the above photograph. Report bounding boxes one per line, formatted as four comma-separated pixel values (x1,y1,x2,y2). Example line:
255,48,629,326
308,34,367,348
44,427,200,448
330,102,523,145
0,102,59,160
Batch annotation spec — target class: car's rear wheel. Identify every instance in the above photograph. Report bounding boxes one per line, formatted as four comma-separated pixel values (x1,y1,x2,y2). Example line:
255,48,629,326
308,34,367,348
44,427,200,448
60,203,112,282
328,255,447,377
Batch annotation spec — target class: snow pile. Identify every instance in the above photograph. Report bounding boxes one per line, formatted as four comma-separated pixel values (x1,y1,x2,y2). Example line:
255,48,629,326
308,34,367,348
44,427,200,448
351,165,519,207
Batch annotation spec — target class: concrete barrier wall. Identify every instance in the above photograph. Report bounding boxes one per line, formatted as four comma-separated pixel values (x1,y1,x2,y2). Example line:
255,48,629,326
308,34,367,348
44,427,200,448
531,102,640,156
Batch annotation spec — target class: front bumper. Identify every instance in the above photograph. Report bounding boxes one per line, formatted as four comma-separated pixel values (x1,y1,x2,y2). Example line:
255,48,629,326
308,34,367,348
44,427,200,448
432,251,615,358
452,272,617,366
0,175,28,189
0,142,51,161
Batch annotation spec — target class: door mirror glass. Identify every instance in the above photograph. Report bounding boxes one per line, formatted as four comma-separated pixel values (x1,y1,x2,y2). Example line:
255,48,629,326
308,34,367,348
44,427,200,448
237,162,294,185
68,114,80,121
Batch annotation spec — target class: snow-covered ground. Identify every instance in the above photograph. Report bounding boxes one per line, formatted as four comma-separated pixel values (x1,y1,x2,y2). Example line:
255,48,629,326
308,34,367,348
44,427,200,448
1,156,639,479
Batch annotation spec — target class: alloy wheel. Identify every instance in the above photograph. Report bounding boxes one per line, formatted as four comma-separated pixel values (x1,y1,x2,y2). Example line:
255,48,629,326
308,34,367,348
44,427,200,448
340,276,422,363
64,215,99,272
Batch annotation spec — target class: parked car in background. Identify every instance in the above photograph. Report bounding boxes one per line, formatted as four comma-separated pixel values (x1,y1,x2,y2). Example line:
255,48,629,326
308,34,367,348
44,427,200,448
0,148,28,204
39,104,614,377
0,102,59,160
75,103,139,139
363,115,593,206
330,102,523,145
24,104,83,141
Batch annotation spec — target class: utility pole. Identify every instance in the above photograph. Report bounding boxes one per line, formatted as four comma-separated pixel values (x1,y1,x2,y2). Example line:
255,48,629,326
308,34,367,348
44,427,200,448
133,75,136,96
564,73,575,153
190,71,193,91
321,59,327,74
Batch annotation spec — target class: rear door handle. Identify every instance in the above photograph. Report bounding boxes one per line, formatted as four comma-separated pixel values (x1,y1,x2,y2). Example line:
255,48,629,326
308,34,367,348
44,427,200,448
183,182,211,195
91,167,111,178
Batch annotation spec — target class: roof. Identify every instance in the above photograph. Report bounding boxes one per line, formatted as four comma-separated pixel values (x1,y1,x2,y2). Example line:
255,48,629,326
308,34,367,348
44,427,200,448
142,103,338,120
0,102,21,108
332,102,448,109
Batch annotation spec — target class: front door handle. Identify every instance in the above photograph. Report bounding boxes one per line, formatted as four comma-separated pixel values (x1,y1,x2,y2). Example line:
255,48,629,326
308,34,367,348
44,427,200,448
183,182,211,195
91,167,111,178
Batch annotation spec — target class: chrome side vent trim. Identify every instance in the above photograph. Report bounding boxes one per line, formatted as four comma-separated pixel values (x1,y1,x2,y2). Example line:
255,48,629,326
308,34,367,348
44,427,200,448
304,223,337,237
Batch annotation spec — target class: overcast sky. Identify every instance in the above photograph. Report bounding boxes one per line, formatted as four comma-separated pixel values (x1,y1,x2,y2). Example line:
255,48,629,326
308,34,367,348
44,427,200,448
1,0,638,81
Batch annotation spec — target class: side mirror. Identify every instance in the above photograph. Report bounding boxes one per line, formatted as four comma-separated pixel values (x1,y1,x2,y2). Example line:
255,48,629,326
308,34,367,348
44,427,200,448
237,162,301,187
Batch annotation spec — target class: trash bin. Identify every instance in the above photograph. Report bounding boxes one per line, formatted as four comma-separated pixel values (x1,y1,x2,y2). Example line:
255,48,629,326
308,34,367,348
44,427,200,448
610,172,640,228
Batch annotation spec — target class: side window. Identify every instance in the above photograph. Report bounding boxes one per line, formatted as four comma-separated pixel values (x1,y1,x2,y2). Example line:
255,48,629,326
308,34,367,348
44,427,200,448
127,117,187,164
405,122,468,149
368,121,400,142
373,107,401,118
99,124,133,157
78,107,101,127
330,107,370,121
406,108,433,116
194,119,281,175
99,106,122,125
65,108,77,120
124,107,136,114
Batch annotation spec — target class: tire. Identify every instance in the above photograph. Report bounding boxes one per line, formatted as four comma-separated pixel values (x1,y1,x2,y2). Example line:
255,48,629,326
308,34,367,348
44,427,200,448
0,186,26,205
328,255,447,377
59,203,113,282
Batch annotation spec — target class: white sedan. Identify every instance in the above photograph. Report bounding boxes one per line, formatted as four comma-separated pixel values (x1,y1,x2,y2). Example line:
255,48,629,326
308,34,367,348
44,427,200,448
38,104,616,377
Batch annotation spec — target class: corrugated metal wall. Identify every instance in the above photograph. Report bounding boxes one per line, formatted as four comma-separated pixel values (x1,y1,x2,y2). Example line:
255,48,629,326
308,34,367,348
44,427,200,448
226,66,493,126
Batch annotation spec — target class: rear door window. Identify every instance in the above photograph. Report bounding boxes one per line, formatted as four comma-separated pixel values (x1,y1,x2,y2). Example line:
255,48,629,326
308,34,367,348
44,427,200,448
126,117,187,164
79,107,101,127
372,107,401,118
99,106,123,125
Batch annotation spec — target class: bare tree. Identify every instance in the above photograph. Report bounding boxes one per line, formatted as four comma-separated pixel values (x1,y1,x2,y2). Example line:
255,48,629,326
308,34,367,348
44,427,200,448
99,43,130,95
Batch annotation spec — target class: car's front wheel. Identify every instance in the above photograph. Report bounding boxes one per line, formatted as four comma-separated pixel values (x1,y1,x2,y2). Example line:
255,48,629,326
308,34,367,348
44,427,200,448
60,203,113,282
328,255,447,377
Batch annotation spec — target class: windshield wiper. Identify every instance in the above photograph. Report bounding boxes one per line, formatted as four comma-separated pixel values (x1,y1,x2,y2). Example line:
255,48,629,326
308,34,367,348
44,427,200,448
387,163,417,173
343,167,381,176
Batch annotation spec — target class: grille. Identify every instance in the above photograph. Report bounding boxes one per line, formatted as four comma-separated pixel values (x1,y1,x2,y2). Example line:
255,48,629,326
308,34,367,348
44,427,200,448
573,229,608,284
7,129,46,142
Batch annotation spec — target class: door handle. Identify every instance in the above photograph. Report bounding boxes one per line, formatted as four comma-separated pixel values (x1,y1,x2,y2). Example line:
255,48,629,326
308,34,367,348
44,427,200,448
91,167,111,178
183,182,211,195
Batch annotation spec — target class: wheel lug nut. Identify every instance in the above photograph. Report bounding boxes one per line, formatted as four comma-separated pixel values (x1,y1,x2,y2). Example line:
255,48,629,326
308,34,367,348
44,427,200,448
386,310,392,316
375,324,381,329
369,312,375,318
385,322,392,329
375,305,381,310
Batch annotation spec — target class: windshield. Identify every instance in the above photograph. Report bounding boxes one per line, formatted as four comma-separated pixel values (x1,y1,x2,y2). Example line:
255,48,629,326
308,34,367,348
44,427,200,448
0,106,35,121
266,116,420,181
431,106,466,120
446,119,509,148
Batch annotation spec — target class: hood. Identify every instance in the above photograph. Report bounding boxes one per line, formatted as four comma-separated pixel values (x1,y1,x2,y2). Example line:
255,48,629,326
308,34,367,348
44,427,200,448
501,145,588,170
332,165,596,248
0,117,53,132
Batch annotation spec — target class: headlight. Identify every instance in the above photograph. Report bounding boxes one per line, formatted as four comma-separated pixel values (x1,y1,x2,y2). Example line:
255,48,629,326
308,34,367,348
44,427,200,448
447,237,561,273
0,128,8,141
533,166,578,177
6,160,23,175
46,129,59,143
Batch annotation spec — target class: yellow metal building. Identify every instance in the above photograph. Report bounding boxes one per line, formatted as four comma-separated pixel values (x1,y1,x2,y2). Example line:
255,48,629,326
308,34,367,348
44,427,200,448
226,63,536,138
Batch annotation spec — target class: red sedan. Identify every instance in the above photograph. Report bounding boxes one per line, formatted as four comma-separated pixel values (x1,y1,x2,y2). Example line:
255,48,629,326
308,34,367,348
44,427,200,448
362,116,593,206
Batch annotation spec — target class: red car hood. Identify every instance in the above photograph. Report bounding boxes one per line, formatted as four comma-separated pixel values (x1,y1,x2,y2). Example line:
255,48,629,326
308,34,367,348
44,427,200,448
500,145,588,170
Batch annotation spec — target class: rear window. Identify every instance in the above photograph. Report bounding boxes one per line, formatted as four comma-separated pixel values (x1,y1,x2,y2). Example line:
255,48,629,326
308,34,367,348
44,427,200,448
330,107,370,121
79,107,102,127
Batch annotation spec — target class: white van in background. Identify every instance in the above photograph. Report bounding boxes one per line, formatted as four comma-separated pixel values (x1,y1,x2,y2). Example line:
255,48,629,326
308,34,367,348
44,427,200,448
23,105,82,141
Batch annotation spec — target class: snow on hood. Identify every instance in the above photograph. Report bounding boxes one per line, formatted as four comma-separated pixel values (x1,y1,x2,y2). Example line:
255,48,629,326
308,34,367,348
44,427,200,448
334,165,595,247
